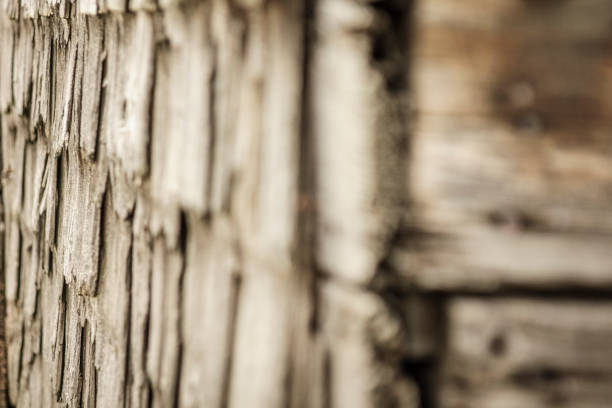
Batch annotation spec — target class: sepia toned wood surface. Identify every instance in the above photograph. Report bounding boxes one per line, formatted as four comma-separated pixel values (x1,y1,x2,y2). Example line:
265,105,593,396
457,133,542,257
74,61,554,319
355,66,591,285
399,0,612,292
1,0,612,407
441,298,612,408
0,0,415,406
404,1,612,407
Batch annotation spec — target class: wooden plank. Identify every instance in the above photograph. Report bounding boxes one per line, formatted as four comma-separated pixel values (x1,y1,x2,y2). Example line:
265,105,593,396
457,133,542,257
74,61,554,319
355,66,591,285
312,0,408,284
103,13,155,185
119,12,155,185
158,3,214,215
442,298,612,408
404,0,612,291
255,0,303,258
1,118,26,306
319,282,419,408
208,0,244,214
228,260,292,408
128,194,152,408
179,217,239,408
148,41,182,247
54,144,107,295
39,250,66,407
60,286,85,407
12,20,34,116
79,16,105,159
30,18,53,139
226,4,316,406
94,196,132,408
48,19,72,154
146,238,183,408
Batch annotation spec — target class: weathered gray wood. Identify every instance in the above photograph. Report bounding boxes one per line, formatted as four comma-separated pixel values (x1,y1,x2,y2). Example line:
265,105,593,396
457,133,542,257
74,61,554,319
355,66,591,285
146,239,183,408
79,16,105,159
179,217,238,408
94,197,132,408
128,193,152,408
0,0,418,405
158,2,214,215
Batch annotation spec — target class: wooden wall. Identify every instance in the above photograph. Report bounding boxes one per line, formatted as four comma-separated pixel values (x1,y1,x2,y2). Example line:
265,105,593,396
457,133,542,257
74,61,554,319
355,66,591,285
0,0,611,407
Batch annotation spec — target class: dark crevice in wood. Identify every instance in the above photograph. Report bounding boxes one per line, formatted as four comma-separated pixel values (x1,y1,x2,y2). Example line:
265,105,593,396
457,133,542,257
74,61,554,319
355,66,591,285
510,367,610,388
94,177,108,297
56,281,67,403
141,238,153,408
8,21,15,108
219,271,242,408
205,38,217,216
145,379,153,408
297,0,316,262
402,294,448,408
61,42,78,152
46,28,54,135
18,136,26,225
414,288,612,300
71,19,84,145
488,332,508,357
172,212,188,408
0,119,8,408
123,231,134,408
296,11,320,399
369,0,413,92
401,358,438,408
14,228,22,315
144,18,156,181
52,155,64,249
93,18,106,162
282,332,294,408
78,323,86,408
322,348,332,408
171,306,183,408
23,39,34,119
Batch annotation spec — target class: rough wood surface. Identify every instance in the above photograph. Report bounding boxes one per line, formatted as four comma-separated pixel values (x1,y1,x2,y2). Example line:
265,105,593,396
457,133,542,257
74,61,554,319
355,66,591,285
0,0,416,407
2,0,612,407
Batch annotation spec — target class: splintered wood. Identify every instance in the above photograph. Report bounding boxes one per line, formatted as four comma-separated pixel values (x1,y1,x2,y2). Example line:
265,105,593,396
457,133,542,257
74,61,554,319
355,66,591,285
0,0,415,406
2,0,612,407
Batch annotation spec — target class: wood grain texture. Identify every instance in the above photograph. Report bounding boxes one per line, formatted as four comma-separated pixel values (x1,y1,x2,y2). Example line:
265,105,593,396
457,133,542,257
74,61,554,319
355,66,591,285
2,0,611,406
0,0,416,407
398,0,612,291
441,298,612,408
